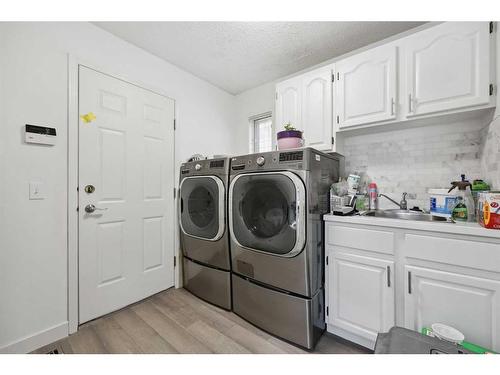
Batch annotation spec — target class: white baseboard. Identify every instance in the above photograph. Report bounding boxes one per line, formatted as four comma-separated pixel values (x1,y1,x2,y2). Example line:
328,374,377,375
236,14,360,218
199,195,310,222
327,324,375,350
0,322,68,354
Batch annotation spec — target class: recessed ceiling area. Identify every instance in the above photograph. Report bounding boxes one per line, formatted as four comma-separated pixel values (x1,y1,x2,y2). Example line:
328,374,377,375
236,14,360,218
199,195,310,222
93,22,426,95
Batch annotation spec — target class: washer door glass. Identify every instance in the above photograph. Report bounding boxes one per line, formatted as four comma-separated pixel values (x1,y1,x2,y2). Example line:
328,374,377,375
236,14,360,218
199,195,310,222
180,176,224,240
231,173,304,255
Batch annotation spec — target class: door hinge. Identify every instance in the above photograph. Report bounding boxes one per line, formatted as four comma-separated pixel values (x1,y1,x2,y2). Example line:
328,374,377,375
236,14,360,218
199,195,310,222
326,256,329,265
173,119,176,130
174,256,177,268
489,83,495,96
490,21,494,34
326,306,329,316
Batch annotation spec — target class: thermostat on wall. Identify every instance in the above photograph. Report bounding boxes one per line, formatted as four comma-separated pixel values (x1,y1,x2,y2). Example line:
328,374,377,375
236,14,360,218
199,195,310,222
25,124,57,146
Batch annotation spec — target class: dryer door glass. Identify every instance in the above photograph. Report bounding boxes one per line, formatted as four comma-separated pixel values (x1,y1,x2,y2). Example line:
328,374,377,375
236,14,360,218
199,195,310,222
231,173,304,255
180,176,224,240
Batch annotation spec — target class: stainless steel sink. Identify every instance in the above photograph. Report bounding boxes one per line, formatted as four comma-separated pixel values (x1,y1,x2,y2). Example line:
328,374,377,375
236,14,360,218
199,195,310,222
363,209,450,222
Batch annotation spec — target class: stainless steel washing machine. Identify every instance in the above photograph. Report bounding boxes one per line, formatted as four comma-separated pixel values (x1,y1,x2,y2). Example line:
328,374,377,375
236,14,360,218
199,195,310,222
228,148,344,349
179,157,231,310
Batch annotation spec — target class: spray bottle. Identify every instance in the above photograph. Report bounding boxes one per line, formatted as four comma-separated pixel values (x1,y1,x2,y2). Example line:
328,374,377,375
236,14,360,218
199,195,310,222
448,174,474,222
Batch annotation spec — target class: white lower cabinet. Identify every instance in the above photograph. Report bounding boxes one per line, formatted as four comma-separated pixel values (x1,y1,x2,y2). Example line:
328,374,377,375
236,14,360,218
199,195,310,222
327,249,395,349
404,265,500,352
325,220,500,352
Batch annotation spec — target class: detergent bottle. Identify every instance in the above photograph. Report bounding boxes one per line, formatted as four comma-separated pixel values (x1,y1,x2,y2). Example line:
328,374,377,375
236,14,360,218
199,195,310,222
448,174,474,222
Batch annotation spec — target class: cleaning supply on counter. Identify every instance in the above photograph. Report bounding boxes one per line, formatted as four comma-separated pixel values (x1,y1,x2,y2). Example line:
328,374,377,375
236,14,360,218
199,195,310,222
330,178,348,197
452,196,468,222
347,174,361,195
477,191,500,229
368,182,378,210
448,174,475,222
472,179,491,218
330,178,350,213
428,188,458,218
355,193,368,211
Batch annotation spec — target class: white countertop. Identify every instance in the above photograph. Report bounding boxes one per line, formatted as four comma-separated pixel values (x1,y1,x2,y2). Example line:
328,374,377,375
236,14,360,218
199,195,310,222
324,214,500,240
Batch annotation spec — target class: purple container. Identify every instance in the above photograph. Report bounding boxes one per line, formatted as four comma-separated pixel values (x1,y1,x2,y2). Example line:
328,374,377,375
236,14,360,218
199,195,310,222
277,130,303,150
277,130,303,139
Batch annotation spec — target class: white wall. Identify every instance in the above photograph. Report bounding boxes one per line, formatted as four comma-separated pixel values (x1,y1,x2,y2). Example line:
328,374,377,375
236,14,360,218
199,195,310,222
0,22,237,353
233,81,276,155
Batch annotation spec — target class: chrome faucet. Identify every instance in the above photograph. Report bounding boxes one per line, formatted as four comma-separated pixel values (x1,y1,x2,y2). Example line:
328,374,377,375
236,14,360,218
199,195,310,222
400,192,408,210
378,192,408,210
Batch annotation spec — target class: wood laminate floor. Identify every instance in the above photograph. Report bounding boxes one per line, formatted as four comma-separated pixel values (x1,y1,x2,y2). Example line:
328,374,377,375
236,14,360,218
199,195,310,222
33,288,371,354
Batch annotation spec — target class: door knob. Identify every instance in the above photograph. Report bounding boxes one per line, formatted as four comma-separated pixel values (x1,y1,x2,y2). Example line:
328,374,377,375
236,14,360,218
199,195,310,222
84,204,108,213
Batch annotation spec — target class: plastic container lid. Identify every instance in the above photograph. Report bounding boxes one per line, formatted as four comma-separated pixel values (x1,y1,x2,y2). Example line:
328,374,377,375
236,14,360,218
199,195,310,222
428,188,457,196
431,323,465,344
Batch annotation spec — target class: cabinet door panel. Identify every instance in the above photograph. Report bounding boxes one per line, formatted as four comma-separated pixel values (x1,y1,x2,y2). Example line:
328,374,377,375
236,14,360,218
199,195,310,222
275,77,302,131
405,265,500,352
336,44,397,128
301,67,333,151
405,22,490,116
329,250,395,345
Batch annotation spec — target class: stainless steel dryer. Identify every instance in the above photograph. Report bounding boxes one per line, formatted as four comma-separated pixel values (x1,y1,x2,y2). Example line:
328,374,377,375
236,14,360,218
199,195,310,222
179,158,231,310
229,148,344,349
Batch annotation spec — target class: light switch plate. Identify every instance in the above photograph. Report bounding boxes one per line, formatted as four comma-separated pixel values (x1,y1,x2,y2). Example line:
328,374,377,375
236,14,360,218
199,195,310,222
29,181,45,200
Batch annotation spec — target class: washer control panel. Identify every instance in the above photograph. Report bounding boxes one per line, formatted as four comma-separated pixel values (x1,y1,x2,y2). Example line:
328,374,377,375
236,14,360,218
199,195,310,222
180,158,227,176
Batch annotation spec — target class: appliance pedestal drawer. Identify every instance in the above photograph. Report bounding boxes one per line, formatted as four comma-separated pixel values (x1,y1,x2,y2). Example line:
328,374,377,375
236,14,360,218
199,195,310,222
183,257,231,310
232,273,325,350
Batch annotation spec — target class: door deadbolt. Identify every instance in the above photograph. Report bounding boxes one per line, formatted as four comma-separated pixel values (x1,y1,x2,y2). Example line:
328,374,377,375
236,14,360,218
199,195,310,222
84,184,95,194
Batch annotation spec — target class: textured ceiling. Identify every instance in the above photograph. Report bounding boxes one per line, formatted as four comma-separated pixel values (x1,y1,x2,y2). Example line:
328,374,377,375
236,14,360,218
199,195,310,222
94,22,425,95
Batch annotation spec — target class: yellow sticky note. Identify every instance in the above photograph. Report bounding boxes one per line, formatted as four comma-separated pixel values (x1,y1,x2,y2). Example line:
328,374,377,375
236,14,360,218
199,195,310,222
80,112,96,123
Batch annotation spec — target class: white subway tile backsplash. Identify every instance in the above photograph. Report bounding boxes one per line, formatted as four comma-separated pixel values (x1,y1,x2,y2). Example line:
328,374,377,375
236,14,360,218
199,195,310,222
343,118,493,211
481,116,500,189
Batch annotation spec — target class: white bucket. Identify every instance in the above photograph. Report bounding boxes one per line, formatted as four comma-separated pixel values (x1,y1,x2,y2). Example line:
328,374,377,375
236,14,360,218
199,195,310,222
428,188,458,218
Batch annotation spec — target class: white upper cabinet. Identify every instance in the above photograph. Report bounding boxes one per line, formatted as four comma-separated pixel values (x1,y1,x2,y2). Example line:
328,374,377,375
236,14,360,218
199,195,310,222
301,66,334,151
275,66,335,151
336,44,398,128
274,22,495,140
404,22,492,117
275,76,302,131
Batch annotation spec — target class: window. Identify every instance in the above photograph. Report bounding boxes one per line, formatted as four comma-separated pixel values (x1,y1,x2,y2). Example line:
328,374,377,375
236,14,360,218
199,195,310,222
250,114,273,153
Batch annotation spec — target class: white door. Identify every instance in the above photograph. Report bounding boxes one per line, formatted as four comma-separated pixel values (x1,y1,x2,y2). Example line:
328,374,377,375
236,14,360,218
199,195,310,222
301,66,334,151
405,22,491,117
328,250,395,349
336,44,397,128
78,66,175,323
405,265,500,352
275,76,302,132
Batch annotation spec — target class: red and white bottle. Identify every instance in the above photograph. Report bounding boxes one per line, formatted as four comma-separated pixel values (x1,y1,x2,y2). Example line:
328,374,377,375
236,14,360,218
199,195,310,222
368,182,378,211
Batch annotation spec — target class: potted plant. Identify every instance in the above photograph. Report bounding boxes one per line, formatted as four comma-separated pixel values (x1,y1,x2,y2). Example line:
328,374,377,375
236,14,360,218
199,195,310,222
277,123,304,150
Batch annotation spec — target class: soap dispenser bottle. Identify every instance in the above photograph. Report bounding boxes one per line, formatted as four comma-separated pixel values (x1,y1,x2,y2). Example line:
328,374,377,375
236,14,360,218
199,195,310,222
448,174,474,222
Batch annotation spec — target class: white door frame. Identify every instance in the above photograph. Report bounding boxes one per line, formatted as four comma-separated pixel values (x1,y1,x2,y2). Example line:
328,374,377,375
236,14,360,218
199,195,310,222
67,54,180,334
